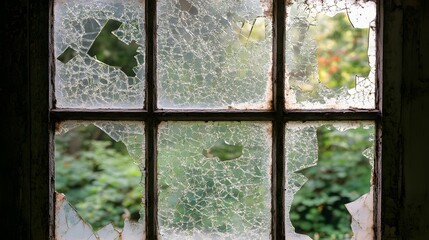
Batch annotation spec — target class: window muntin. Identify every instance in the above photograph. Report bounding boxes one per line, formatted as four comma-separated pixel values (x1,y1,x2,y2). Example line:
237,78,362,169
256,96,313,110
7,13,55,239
51,0,380,239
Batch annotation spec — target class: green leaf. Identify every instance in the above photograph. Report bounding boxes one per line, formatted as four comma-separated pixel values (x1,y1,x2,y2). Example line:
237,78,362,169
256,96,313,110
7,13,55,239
202,139,243,161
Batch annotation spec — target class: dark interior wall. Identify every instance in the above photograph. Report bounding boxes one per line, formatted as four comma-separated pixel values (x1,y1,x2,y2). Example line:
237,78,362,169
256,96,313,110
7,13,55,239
2,1,52,239
2,0,429,239
382,0,429,238
400,0,429,237
2,0,31,239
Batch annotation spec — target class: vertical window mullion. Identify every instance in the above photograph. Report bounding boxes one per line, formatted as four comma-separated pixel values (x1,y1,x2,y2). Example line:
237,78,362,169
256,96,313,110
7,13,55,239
375,2,383,238
273,0,286,239
145,0,158,239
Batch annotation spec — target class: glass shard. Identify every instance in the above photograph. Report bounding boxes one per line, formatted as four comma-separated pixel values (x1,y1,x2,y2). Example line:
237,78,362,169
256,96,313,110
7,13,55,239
56,193,145,240
57,47,79,64
158,122,272,239
96,224,120,240
345,187,374,240
285,0,376,109
55,121,145,239
54,0,145,108
285,122,374,239
121,219,145,240
55,193,97,240
157,0,273,109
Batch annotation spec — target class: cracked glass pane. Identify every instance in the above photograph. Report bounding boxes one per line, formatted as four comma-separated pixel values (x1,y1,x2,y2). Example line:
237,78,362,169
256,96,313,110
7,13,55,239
285,0,376,109
55,121,145,239
158,122,272,239
157,0,272,109
285,122,374,239
54,0,145,109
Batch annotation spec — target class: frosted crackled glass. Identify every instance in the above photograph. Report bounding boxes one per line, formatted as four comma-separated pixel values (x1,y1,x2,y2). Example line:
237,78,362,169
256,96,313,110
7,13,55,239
285,0,376,109
54,0,145,108
55,121,145,239
158,122,272,239
157,0,272,109
285,122,374,239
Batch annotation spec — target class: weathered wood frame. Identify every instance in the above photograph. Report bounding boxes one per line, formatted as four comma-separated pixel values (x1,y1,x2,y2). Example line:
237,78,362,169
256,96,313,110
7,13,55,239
22,0,387,239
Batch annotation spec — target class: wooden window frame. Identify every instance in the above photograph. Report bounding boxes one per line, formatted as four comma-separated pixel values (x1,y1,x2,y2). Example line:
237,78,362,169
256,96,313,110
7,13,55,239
22,0,394,239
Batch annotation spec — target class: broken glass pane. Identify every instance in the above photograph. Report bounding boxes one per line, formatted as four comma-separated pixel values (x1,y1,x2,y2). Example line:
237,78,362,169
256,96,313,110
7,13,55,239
54,0,145,109
285,0,376,109
158,122,272,238
157,0,272,109
55,121,144,239
285,122,374,239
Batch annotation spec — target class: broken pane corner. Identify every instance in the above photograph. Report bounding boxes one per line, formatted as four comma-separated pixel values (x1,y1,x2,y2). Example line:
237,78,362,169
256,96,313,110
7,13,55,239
55,192,145,239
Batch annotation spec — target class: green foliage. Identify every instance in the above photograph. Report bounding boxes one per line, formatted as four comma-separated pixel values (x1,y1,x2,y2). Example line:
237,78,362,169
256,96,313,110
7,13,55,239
55,126,143,230
290,126,373,239
87,19,139,77
313,13,370,89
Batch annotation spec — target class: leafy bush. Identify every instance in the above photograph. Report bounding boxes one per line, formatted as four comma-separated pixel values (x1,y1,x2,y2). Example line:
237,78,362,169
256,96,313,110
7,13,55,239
55,126,143,230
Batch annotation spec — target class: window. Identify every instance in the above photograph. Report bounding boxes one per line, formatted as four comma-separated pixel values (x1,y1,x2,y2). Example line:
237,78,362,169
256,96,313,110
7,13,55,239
50,0,381,239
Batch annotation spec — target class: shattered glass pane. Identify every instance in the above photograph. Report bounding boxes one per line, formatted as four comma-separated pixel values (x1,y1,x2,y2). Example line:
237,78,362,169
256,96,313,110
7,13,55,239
158,122,272,239
55,121,144,239
285,0,376,109
157,0,272,109
285,122,374,239
54,0,145,109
